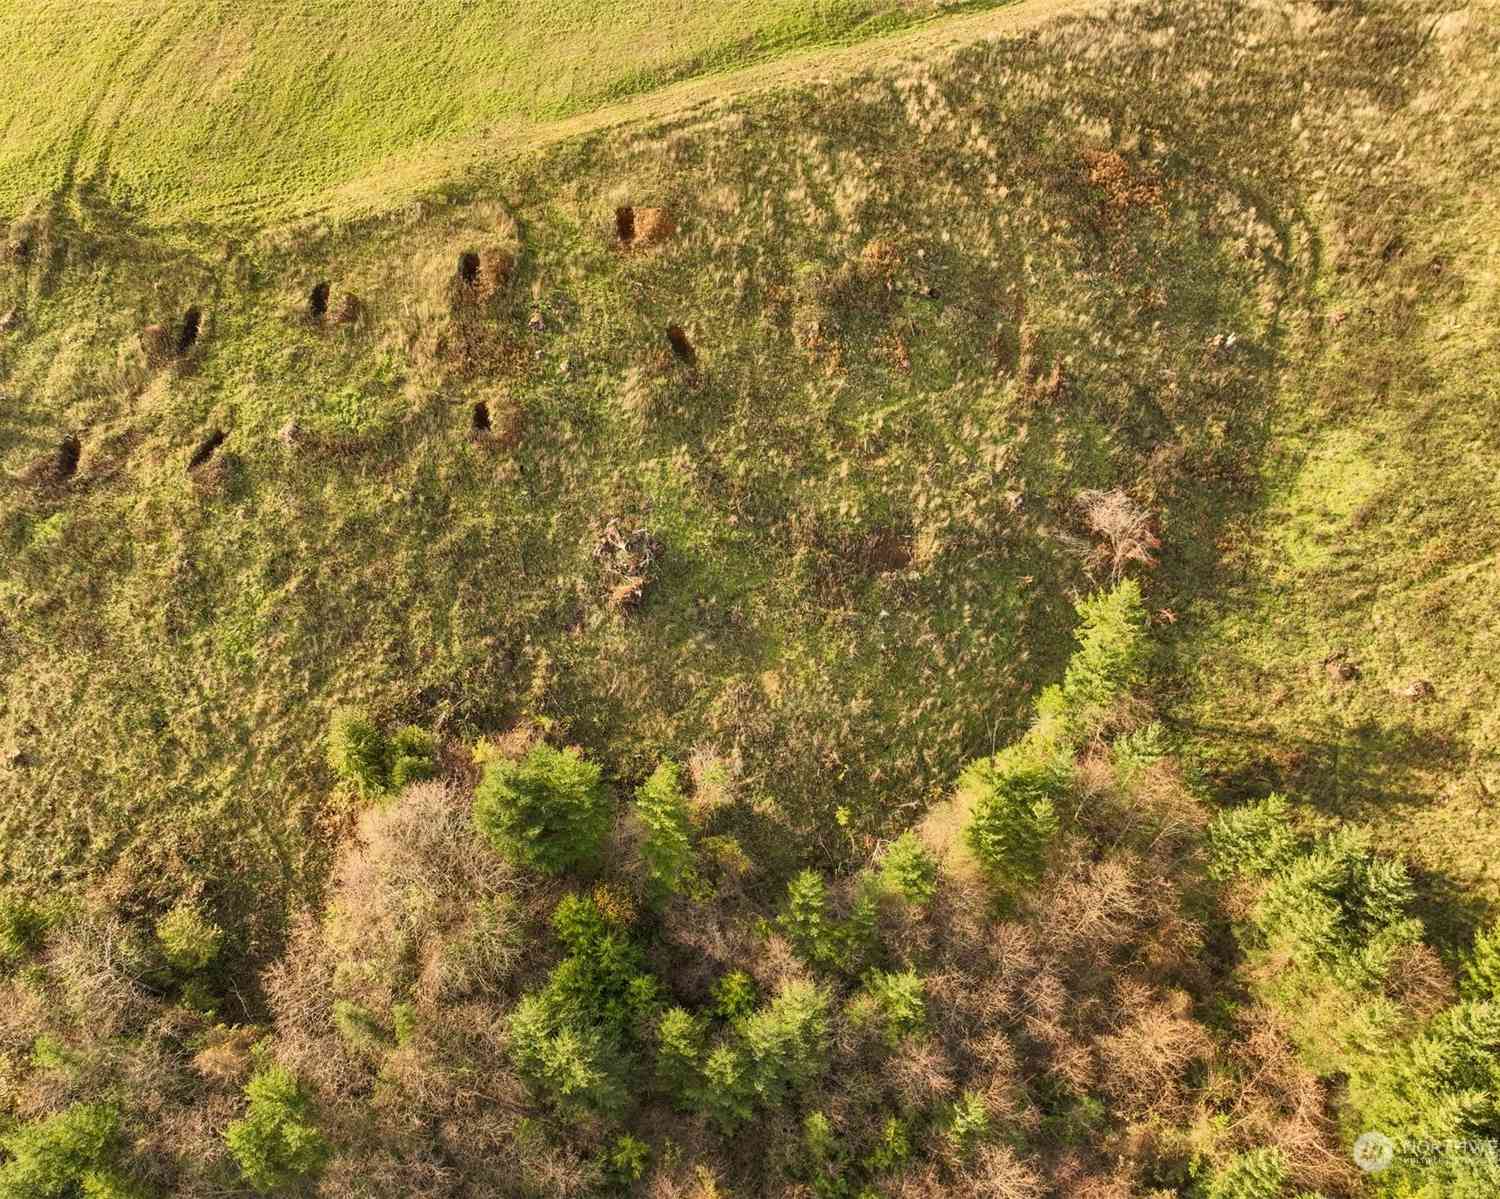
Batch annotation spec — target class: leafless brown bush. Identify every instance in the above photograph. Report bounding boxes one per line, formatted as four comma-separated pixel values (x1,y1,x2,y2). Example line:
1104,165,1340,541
1219,1009,1365,1196
967,1144,1049,1199
1077,488,1161,580
1383,941,1457,1018
1097,987,1215,1121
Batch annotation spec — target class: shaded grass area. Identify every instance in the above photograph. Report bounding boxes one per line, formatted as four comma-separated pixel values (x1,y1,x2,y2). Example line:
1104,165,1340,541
1162,0,1500,943
0,0,1010,226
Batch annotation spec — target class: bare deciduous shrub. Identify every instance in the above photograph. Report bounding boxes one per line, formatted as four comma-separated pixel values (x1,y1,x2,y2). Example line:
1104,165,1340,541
1219,1010,1364,1196
1382,940,1456,1018
1096,987,1215,1120
1076,488,1161,580
967,1144,1048,1198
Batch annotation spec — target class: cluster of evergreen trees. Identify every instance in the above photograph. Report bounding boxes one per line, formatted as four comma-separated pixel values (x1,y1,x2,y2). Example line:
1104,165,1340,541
4,580,1496,1196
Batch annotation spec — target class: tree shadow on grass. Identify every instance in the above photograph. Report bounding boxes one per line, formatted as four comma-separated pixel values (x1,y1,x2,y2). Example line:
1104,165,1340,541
1179,713,1465,815
1175,712,1492,953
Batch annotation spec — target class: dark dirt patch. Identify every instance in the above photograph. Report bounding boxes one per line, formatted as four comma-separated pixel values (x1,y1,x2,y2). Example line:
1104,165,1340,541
615,207,636,245
492,399,524,450
188,429,226,471
309,282,330,319
666,325,697,367
55,434,81,481
451,249,511,307
471,401,491,433
176,308,202,355
21,433,82,489
478,249,513,298
424,320,530,380
860,528,914,574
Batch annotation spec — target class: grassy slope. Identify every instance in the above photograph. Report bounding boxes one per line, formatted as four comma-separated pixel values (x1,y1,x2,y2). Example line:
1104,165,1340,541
0,0,1304,939
0,1,1497,1193
0,0,1005,225
1,0,1495,955
1164,0,1500,938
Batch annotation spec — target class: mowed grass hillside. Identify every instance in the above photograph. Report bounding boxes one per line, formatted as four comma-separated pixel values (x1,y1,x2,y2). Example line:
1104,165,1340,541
0,0,1002,225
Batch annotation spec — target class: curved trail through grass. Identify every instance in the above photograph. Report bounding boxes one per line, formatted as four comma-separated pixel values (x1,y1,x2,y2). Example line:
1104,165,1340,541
314,0,1132,224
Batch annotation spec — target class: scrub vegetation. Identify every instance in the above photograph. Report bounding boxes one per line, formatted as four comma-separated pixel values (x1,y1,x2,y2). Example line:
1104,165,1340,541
0,0,1496,1194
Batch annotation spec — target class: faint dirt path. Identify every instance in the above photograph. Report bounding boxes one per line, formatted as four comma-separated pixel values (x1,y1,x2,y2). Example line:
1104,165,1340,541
496,0,1106,152
317,0,1122,220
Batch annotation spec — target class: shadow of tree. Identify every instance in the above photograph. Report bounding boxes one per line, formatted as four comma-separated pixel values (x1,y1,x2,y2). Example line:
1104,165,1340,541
1171,713,1493,953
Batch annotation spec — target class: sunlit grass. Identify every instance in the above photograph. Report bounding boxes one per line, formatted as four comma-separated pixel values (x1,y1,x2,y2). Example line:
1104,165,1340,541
0,0,1003,224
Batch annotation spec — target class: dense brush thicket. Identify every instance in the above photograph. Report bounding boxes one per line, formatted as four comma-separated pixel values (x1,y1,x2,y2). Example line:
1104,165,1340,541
1,582,1494,1196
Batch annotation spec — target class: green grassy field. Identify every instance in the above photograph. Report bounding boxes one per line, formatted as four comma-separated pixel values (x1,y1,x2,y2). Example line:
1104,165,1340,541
0,0,1302,930
1163,8,1500,939
0,0,1003,225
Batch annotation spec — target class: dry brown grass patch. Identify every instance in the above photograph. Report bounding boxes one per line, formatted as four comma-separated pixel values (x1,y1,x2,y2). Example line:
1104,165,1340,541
140,323,172,365
332,291,363,325
477,720,546,764
476,247,514,298
192,1024,259,1084
860,236,904,275
1077,488,1161,580
414,315,529,381
1079,149,1165,219
617,205,676,248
